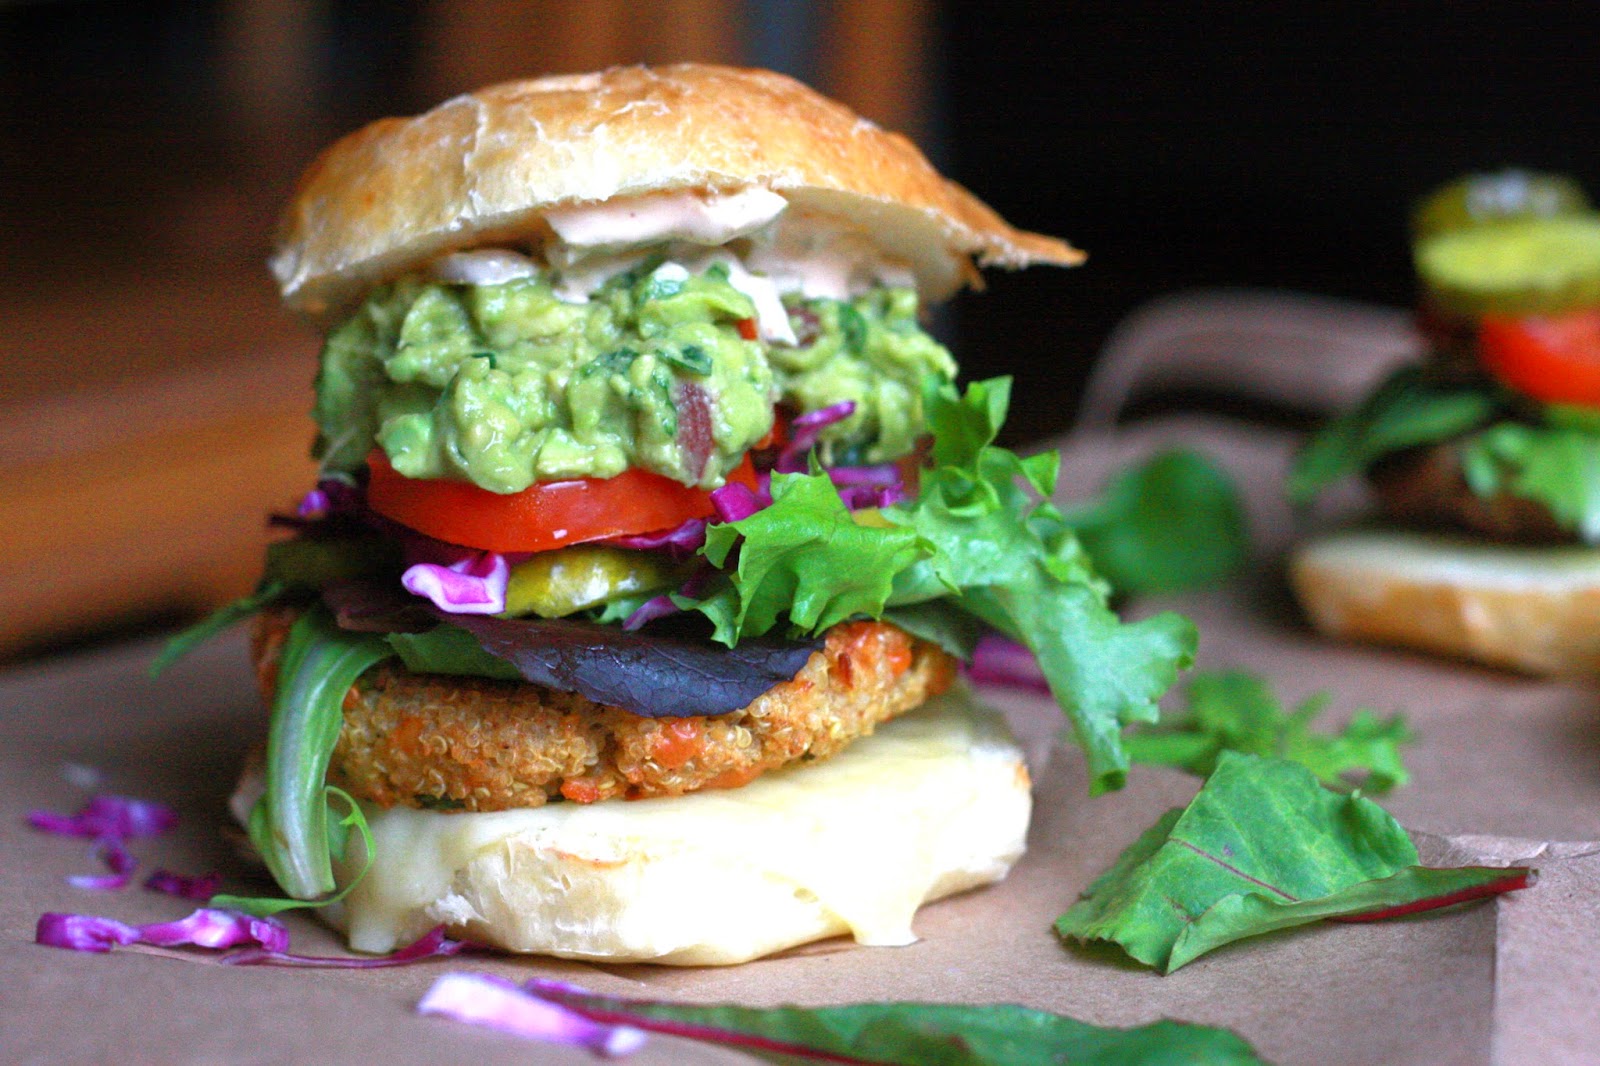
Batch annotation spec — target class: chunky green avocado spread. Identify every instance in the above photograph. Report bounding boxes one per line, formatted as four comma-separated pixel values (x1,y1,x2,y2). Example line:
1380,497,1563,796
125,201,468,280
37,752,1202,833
314,260,955,492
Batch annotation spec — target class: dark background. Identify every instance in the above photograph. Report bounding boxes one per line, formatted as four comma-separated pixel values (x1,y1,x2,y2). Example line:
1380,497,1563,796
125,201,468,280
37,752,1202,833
5,1,1600,435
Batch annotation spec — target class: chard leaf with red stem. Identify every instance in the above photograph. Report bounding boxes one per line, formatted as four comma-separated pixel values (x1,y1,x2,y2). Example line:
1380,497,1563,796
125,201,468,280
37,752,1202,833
1056,751,1532,973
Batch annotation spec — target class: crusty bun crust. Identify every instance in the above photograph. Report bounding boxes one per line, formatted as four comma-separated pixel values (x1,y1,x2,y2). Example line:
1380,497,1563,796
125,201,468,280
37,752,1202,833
1291,527,1600,675
235,690,1031,964
272,63,1082,322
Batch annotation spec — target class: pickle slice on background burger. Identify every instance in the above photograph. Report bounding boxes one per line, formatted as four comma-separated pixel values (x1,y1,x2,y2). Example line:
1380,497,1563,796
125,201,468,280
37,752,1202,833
190,64,1197,964
1289,169,1600,675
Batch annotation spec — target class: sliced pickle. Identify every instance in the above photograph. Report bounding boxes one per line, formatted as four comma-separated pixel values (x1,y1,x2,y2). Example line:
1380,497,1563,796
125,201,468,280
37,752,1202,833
1411,169,1592,239
503,545,680,618
1414,216,1600,317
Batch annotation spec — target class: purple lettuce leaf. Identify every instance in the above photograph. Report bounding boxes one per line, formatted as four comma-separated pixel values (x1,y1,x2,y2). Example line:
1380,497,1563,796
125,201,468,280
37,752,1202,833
432,612,821,718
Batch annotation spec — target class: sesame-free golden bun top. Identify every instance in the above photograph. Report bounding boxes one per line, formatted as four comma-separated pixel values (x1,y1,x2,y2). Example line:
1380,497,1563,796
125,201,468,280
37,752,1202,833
271,63,1084,325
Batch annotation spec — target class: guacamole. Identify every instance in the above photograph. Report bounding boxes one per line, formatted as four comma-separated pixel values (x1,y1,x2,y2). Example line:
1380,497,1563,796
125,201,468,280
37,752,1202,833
315,259,955,492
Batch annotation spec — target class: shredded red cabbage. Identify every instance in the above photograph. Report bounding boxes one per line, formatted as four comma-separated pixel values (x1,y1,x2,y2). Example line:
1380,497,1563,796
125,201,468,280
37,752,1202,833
67,838,138,892
604,518,709,557
143,869,222,902
28,794,178,840
402,551,510,615
36,907,470,968
223,924,472,968
621,594,681,631
417,973,647,1057
774,401,856,473
965,633,1052,694
710,478,773,522
36,908,289,955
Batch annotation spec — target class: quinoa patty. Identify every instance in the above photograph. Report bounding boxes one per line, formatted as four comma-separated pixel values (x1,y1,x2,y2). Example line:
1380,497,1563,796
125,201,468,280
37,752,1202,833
251,609,957,812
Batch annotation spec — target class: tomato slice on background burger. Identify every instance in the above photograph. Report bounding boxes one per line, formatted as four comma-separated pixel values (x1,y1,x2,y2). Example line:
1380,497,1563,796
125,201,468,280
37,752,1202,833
1478,310,1600,409
366,451,759,553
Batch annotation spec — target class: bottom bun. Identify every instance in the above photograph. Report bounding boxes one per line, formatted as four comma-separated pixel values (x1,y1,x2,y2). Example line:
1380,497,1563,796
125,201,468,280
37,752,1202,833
244,687,1030,965
1290,526,1600,675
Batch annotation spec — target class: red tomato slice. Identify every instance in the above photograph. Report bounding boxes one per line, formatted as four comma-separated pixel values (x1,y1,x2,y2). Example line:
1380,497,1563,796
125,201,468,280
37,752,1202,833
366,451,759,553
1479,310,1600,408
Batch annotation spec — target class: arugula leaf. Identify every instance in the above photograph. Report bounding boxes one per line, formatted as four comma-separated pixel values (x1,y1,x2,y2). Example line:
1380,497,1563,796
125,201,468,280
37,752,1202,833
1059,450,1248,596
1461,420,1600,543
519,980,1268,1065
1287,366,1496,503
213,786,375,916
1055,752,1531,973
387,625,523,680
247,606,392,901
149,581,289,676
1127,670,1413,792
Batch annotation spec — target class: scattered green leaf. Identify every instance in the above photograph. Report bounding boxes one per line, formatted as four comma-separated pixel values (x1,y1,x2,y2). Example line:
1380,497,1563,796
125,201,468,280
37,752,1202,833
1060,449,1248,596
1128,670,1413,792
529,981,1269,1065
1056,752,1531,973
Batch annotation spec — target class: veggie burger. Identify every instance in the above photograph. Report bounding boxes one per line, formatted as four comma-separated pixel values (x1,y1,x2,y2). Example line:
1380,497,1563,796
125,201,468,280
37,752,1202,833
1290,170,1600,674
224,64,1196,963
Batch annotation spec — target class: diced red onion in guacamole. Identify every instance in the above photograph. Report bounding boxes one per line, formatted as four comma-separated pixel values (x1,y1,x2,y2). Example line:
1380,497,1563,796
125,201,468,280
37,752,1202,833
417,973,647,1057
402,551,510,614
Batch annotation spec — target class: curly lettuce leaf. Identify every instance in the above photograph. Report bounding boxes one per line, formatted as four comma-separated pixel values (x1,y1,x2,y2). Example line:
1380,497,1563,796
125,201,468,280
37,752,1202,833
1059,449,1248,596
680,377,1196,794
1127,670,1413,792
1056,752,1531,973
1461,420,1600,543
246,606,393,901
1287,366,1496,503
891,379,1197,795
689,470,933,643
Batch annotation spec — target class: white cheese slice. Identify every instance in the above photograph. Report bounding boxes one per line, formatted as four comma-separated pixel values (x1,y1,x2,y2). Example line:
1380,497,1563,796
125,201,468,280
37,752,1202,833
324,688,1031,965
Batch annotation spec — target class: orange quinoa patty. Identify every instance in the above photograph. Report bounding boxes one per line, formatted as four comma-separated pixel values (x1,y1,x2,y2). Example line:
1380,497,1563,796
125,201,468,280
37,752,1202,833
251,607,957,812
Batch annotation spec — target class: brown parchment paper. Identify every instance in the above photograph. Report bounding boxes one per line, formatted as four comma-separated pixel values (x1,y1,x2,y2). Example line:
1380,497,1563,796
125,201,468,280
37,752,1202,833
2,414,1597,1065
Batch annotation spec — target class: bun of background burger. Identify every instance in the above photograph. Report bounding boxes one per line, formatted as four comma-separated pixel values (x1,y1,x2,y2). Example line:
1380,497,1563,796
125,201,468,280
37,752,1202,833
1290,170,1600,676
250,64,1084,964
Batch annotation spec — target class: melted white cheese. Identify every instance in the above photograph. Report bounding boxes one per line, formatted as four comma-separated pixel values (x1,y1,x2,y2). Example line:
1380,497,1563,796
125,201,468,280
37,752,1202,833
326,689,1031,964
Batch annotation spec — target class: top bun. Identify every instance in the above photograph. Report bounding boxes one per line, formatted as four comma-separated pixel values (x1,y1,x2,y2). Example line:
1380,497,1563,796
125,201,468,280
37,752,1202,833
271,63,1083,324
